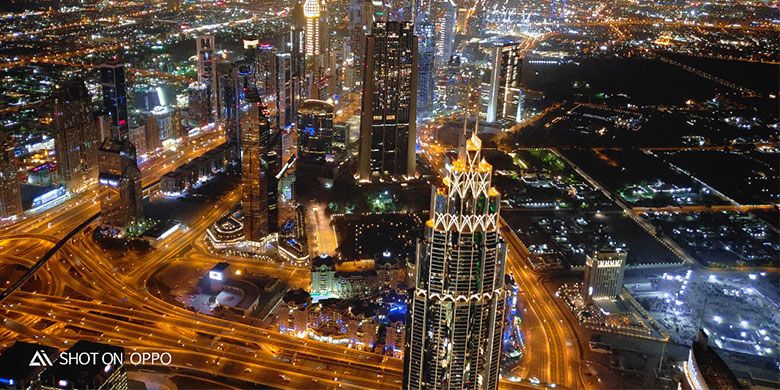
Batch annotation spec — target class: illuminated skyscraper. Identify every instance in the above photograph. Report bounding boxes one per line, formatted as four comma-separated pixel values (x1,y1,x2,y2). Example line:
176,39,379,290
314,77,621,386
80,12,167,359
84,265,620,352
241,92,280,242
218,62,239,142
486,42,523,123
196,34,218,121
467,1,486,37
303,0,321,58
0,132,22,219
296,99,334,164
266,130,282,236
285,2,307,122
404,131,507,389
51,78,99,192
100,60,129,139
417,18,436,119
357,21,418,181
256,43,278,97
98,138,143,228
348,0,367,88
435,0,456,65
187,81,211,128
275,53,295,129
581,250,627,302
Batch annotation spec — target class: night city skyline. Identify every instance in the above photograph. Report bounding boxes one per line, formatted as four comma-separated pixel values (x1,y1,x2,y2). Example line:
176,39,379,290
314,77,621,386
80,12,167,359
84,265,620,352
0,1,777,390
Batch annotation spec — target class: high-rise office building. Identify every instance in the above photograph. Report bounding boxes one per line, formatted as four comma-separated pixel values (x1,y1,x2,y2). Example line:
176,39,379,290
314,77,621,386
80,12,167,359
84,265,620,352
357,21,418,181
51,78,99,192
100,60,129,139
98,138,143,228
348,0,366,88
128,122,147,156
286,1,307,121
296,99,334,164
0,132,22,219
188,81,211,128
417,18,436,119
241,92,269,242
303,0,322,58
241,92,280,242
435,0,456,65
486,42,524,123
196,34,218,121
267,129,282,235
467,3,486,37
302,0,329,98
275,53,296,129
256,43,278,97
143,113,162,154
290,0,306,55
217,62,239,143
404,131,507,390
581,250,627,302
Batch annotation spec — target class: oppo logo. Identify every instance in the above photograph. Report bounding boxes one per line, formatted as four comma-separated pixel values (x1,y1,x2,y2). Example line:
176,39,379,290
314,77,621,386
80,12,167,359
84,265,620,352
28,350,54,367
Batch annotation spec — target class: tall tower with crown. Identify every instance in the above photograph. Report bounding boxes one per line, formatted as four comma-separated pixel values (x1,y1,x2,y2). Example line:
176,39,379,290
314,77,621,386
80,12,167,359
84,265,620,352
403,119,508,389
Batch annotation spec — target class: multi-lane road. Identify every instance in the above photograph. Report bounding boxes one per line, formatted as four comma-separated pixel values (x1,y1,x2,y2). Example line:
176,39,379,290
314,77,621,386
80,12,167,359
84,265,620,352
0,126,409,388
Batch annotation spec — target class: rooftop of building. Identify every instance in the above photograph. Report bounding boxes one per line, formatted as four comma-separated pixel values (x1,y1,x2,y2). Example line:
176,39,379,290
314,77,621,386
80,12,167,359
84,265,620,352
692,330,741,390
298,99,334,115
311,254,337,269
283,288,311,306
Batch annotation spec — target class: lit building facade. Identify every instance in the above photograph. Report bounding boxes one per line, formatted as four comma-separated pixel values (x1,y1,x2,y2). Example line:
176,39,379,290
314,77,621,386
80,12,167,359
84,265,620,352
100,60,129,139
296,99,334,164
303,0,322,58
275,53,296,129
434,0,456,66
51,78,99,192
486,42,524,123
0,132,22,218
682,330,741,390
581,250,627,301
98,138,143,228
290,0,308,101
357,21,418,181
196,34,218,121
255,43,277,97
188,81,211,128
240,93,280,242
417,18,436,119
403,133,507,389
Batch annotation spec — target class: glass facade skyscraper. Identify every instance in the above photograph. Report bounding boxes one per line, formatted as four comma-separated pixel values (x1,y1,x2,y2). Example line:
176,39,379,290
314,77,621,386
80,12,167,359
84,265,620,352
241,92,281,242
357,21,418,181
100,60,129,140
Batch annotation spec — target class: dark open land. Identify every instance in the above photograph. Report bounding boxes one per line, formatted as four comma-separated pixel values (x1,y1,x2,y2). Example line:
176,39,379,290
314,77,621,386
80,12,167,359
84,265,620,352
641,211,779,268
656,150,780,205
560,149,727,207
483,148,617,211
332,212,424,262
502,209,681,268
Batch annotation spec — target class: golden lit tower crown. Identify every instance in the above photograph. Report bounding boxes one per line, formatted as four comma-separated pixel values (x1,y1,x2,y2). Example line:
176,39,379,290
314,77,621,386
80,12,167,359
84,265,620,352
436,132,500,233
